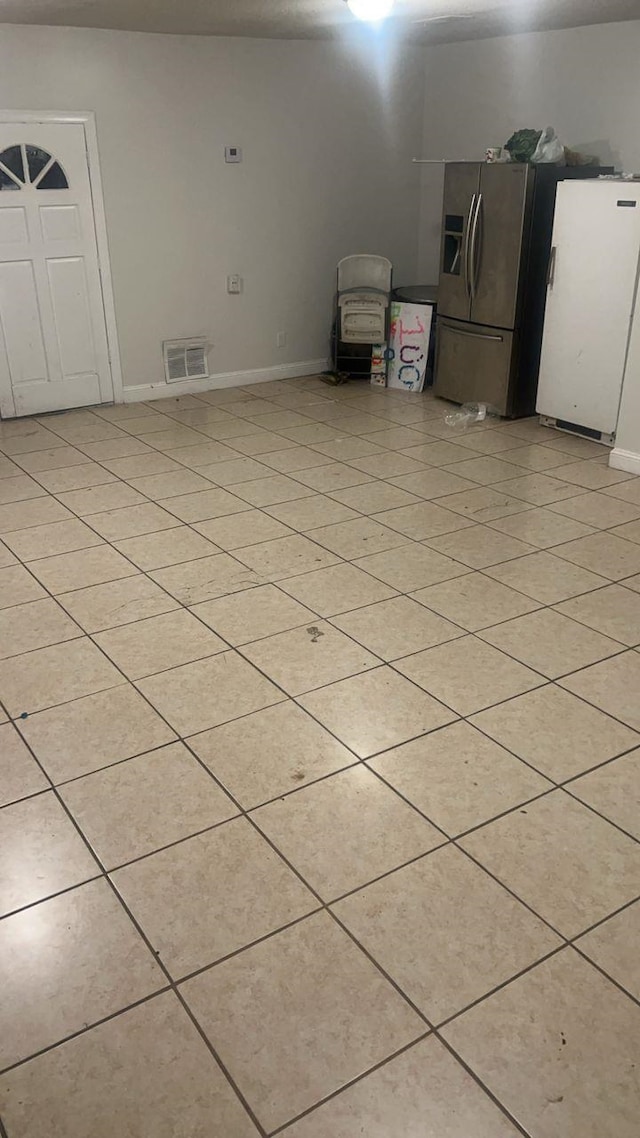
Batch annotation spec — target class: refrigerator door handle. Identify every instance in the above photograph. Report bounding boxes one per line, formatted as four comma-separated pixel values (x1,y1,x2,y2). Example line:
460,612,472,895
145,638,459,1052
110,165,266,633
463,193,477,299
470,193,483,299
445,325,504,343
547,245,557,288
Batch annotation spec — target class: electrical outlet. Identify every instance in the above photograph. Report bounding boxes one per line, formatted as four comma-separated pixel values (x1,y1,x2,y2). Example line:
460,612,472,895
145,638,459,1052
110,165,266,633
227,275,242,294
276,331,287,348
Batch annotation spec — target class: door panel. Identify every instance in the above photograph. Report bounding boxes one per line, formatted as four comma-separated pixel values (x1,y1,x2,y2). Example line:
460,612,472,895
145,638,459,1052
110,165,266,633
47,257,98,377
471,163,532,329
40,204,82,243
0,124,112,417
0,206,28,243
435,317,515,416
0,260,48,384
12,373,102,417
537,182,640,435
438,163,480,322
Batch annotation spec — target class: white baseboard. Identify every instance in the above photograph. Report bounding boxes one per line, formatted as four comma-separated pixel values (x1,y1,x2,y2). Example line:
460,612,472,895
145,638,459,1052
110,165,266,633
121,359,328,403
609,447,640,475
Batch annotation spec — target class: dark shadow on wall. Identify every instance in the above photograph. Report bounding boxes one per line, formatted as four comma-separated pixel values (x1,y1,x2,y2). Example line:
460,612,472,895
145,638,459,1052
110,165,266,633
571,140,622,170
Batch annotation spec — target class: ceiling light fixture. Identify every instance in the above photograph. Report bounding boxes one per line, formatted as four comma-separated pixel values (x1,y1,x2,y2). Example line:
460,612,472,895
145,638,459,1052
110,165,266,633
346,0,395,23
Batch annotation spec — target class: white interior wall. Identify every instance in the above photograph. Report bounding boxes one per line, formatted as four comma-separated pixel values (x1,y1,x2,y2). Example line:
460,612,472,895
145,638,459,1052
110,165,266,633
0,24,424,394
418,20,640,282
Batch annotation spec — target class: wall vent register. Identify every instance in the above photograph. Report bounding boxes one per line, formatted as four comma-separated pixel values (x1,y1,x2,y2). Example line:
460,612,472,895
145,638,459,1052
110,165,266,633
0,145,69,191
163,339,209,383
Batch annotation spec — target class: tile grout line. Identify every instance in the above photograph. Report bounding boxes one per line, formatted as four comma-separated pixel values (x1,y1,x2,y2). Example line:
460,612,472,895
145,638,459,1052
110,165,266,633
1,389,637,1128
0,436,361,1133
559,783,640,845
569,940,640,1009
428,1033,536,1138
0,439,456,1130
2,603,639,790
59,414,637,937
19,391,640,540
4,434,480,801
0,601,565,1138
5,433,640,663
104,646,638,1138
4,431,640,854
10,688,638,843
362,716,640,847
0,714,270,1138
170,744,543,1138
0,989,174,1079
5,442,640,861
40,439,633,705
6,722,639,929
7,402,640,597
264,1030,435,1137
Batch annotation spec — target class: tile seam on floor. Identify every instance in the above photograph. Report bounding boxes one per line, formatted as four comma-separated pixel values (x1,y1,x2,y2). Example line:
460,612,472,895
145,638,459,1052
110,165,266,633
409,567,633,634
1,469,449,1128
570,939,640,1009
4,451,464,777
4,473,640,817
6,547,635,674
171,695,640,1136
560,783,640,845
472,640,630,683
432,943,570,1034
0,630,86,663
557,744,640,790
0,608,552,1138
3,435,463,1129
428,1032,535,1138
36,404,556,524
161,907,326,988
360,716,640,850
263,1030,434,1137
0,872,107,924
3,394,639,1135
6,668,639,849
432,928,640,1101
0,393,450,1119
0,712,270,1138
10,409,635,548
7,540,109,564
0,987,173,1078
4,490,640,762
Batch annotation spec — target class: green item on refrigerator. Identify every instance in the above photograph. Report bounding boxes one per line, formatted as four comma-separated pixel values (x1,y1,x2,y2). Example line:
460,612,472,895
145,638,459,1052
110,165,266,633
504,129,542,163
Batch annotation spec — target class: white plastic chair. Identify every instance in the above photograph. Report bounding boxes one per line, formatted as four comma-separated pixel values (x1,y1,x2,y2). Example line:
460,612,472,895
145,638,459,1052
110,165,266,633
337,255,392,344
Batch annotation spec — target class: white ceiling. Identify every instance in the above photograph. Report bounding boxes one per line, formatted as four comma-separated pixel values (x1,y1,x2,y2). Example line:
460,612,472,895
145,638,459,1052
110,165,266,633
0,0,638,42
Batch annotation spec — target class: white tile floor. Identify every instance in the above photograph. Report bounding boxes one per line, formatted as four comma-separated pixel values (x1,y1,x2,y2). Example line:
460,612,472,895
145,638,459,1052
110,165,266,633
1,377,639,1137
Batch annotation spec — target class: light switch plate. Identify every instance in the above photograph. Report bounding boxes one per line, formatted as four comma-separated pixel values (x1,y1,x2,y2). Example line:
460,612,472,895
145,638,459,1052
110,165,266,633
225,146,242,163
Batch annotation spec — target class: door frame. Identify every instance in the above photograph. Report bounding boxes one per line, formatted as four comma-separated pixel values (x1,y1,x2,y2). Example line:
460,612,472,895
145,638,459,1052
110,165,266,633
0,109,123,406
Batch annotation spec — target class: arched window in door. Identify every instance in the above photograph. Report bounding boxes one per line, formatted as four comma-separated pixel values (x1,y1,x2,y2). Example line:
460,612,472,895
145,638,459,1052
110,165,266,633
0,144,69,191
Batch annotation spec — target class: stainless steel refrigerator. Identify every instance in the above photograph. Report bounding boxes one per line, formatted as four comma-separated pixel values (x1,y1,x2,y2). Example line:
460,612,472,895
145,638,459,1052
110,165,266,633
434,161,608,417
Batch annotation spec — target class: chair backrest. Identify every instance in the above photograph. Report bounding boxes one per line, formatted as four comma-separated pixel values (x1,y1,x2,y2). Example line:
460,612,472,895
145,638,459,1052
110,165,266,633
338,255,392,295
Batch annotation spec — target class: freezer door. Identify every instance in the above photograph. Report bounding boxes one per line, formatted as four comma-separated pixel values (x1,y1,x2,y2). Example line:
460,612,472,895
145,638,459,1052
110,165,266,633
438,163,480,322
470,163,533,329
434,317,515,416
537,181,640,435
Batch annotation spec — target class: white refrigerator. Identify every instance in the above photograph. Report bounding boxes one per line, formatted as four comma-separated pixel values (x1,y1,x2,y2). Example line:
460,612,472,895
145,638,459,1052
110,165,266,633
536,180,640,443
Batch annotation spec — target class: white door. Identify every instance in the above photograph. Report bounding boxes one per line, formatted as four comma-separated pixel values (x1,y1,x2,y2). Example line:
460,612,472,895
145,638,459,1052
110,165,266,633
0,122,113,417
537,181,640,436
